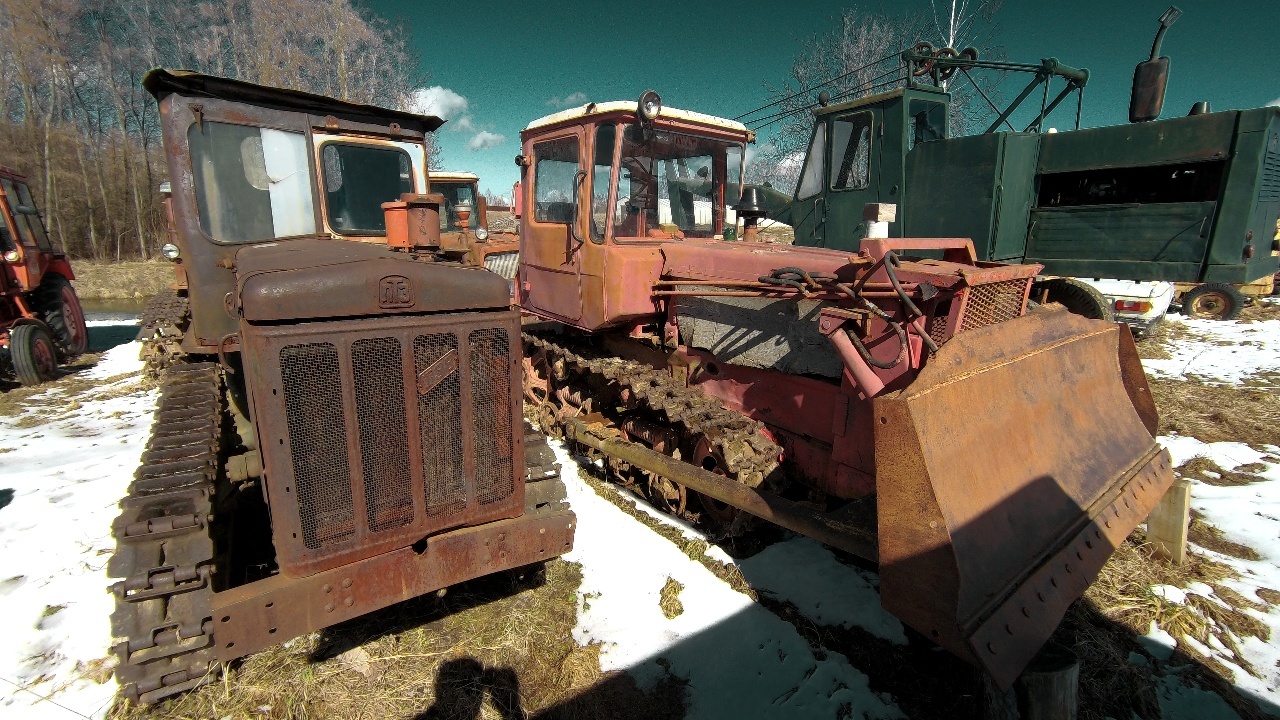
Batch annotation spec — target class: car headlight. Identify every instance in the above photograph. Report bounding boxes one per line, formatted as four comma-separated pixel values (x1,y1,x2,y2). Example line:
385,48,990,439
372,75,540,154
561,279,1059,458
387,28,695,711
161,243,181,260
474,227,489,241
3,250,20,263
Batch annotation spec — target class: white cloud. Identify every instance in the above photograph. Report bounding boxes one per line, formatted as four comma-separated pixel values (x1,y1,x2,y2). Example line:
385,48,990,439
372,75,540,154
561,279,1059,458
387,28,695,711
450,115,477,133
409,86,468,120
546,91,589,108
468,131,506,151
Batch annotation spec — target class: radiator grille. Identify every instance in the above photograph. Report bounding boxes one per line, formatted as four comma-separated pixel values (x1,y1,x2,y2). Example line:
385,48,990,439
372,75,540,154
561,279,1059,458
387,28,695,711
1260,147,1280,202
415,333,466,516
960,279,1030,333
483,251,520,280
280,343,354,549
352,337,414,533
469,328,515,505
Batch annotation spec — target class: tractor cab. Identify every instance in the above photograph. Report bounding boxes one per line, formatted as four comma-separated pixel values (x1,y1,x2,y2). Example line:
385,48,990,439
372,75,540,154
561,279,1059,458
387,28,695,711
516,94,754,329
430,171,520,279
144,69,443,354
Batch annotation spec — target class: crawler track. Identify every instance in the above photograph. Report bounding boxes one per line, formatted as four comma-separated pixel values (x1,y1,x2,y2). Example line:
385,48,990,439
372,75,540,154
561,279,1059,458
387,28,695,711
108,361,226,704
522,331,782,488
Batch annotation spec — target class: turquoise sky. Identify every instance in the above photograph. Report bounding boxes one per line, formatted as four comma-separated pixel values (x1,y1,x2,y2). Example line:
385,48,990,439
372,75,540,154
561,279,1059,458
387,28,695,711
359,0,1280,198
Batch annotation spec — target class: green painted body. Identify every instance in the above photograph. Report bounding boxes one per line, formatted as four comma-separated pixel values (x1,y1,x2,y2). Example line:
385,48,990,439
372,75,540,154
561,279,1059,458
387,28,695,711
779,86,1280,285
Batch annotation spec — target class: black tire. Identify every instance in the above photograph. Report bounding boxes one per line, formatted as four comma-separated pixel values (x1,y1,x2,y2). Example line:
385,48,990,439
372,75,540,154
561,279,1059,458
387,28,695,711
10,324,59,385
34,276,89,358
1180,283,1245,321
1038,278,1115,322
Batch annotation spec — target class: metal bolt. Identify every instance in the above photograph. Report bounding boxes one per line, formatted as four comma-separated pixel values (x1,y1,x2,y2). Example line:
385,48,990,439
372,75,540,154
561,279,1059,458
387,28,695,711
344,597,354,607
325,603,334,613
323,584,332,593
341,577,352,589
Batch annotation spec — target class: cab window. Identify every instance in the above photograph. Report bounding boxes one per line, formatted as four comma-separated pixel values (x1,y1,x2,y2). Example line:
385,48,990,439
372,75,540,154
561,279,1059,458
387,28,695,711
321,142,413,235
434,181,478,231
613,124,740,239
591,124,616,241
830,112,872,191
188,122,317,243
795,123,826,200
909,100,947,149
532,137,580,224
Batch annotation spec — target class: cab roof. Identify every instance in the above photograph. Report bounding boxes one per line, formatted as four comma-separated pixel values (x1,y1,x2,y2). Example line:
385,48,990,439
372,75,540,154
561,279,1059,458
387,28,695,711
813,85,948,118
143,68,445,134
525,100,748,134
431,171,480,182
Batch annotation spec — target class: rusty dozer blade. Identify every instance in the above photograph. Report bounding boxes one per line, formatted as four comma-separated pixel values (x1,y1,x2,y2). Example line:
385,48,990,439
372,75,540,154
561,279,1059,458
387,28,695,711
873,306,1174,689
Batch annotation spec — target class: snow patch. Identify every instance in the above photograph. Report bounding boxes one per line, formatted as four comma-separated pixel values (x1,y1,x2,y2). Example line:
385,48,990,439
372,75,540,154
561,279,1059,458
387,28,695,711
1143,313,1280,385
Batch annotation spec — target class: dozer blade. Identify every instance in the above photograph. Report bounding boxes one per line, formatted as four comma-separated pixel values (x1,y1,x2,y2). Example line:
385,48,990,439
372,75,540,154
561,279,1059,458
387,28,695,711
873,307,1174,689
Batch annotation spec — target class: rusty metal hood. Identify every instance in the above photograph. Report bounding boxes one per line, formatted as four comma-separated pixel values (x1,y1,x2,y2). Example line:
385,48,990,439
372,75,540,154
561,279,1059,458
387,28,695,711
235,239,510,322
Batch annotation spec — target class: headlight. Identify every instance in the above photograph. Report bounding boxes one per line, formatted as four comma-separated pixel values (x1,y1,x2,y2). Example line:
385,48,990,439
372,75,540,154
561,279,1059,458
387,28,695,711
161,243,181,260
474,227,489,241
3,250,20,263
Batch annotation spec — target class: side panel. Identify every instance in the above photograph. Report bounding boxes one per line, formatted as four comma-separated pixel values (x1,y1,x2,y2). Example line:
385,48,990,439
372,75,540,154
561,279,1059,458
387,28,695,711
1025,201,1216,281
990,134,1040,261
1037,112,1237,172
1207,108,1280,283
241,310,524,577
902,133,1002,255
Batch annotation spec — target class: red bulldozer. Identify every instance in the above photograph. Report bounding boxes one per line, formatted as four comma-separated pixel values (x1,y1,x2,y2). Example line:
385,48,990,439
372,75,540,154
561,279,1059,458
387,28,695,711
0,165,89,385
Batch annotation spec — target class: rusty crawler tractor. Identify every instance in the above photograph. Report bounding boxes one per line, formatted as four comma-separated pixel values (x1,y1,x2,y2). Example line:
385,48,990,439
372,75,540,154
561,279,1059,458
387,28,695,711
429,171,521,281
110,70,574,704
515,92,1174,688
0,166,89,385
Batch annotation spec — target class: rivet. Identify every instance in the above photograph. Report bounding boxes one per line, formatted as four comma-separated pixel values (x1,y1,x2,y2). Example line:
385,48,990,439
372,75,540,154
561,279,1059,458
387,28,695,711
1075,551,1083,561
1085,540,1093,550
1005,624,1014,635
1050,577,1059,588
1037,592,1045,602
1065,563,1073,574
1105,520,1113,528
987,643,997,654
325,603,334,613
539,528,546,534
323,584,332,594
342,577,352,588
344,597,354,607
1021,607,1030,618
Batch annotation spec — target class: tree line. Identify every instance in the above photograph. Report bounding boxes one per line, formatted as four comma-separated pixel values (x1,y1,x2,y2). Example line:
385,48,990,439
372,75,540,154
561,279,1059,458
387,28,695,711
0,0,427,261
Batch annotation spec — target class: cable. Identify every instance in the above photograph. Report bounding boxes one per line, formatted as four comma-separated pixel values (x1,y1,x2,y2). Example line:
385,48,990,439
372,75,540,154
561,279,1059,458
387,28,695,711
732,49,902,121
746,66,906,132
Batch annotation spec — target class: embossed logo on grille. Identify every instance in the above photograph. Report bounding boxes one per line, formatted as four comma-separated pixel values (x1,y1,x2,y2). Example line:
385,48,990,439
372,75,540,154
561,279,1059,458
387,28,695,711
378,275,414,308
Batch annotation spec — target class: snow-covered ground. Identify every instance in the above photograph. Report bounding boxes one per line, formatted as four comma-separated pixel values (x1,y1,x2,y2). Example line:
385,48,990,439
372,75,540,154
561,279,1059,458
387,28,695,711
1,305,1279,718
0,340,155,719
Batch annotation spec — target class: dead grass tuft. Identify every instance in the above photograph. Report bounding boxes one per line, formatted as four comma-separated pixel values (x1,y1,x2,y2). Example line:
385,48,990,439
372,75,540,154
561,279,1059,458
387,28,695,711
1149,377,1280,449
71,260,174,300
1135,317,1196,360
1212,585,1270,613
1256,588,1280,606
112,560,685,720
1238,299,1280,323
1178,456,1265,487
658,578,685,620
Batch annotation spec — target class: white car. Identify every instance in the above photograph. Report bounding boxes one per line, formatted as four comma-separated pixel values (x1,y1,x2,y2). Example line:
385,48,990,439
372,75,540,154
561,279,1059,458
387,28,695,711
1077,278,1174,333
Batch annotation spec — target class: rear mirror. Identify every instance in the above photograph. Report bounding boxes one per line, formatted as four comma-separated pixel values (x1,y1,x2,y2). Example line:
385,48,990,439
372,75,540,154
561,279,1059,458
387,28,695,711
1129,57,1169,122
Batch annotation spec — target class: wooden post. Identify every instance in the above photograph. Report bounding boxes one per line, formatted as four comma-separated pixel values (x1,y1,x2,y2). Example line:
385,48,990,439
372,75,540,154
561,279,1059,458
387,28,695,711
1148,478,1192,565
983,643,1080,720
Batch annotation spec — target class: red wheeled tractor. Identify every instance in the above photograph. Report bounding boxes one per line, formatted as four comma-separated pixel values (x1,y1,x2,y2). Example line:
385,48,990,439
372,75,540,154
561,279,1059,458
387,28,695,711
0,166,89,386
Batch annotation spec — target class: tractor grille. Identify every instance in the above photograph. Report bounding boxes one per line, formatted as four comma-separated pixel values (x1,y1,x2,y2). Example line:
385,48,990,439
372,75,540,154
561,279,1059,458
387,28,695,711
1260,147,1280,202
959,278,1031,333
483,251,520,280
249,312,524,576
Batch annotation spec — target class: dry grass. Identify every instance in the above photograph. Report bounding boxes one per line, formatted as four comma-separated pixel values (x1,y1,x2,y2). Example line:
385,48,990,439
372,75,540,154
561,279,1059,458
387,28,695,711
1134,316,1197,360
1189,512,1262,561
1149,377,1280,450
1178,456,1266,487
71,260,174,300
1238,299,1280,323
112,560,686,720
658,578,685,620
1257,588,1280,606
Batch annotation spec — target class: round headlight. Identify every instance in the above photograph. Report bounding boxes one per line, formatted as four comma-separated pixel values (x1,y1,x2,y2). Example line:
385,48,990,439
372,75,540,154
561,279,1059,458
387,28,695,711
3,250,20,263
161,243,181,260
474,227,489,241
638,90,662,121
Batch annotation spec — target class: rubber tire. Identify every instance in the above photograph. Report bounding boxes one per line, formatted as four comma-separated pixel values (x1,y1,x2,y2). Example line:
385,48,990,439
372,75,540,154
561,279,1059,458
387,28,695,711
1038,278,1115,322
10,324,59,386
1180,283,1245,321
35,276,89,358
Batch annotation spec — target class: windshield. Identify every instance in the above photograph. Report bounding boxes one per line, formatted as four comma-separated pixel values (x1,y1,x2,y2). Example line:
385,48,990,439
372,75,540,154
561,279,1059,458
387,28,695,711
614,124,743,239
433,181,479,231
322,142,414,235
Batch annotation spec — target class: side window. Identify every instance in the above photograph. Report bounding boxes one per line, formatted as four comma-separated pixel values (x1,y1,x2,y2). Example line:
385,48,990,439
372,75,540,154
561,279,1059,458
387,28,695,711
591,124,615,242
909,100,946,149
12,182,52,250
533,137,579,224
321,142,413,235
795,122,826,200
188,121,316,243
830,113,872,191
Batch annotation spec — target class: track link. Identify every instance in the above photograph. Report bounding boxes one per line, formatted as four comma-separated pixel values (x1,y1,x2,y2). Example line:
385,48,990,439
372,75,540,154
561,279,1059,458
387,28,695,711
108,362,225,704
137,288,190,376
523,332,781,487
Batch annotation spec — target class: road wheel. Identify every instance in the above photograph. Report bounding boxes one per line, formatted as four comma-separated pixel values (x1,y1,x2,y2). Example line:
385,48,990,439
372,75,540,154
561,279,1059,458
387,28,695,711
1180,283,1245,321
35,276,89,358
1038,278,1115,321
10,324,59,385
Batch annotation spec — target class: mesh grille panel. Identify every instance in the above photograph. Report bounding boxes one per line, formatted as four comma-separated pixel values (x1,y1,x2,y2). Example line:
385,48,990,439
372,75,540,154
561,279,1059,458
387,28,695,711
469,328,515,505
352,337,414,533
280,343,354,549
960,279,1030,333
1260,147,1280,202
414,333,466,516
483,251,520,280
